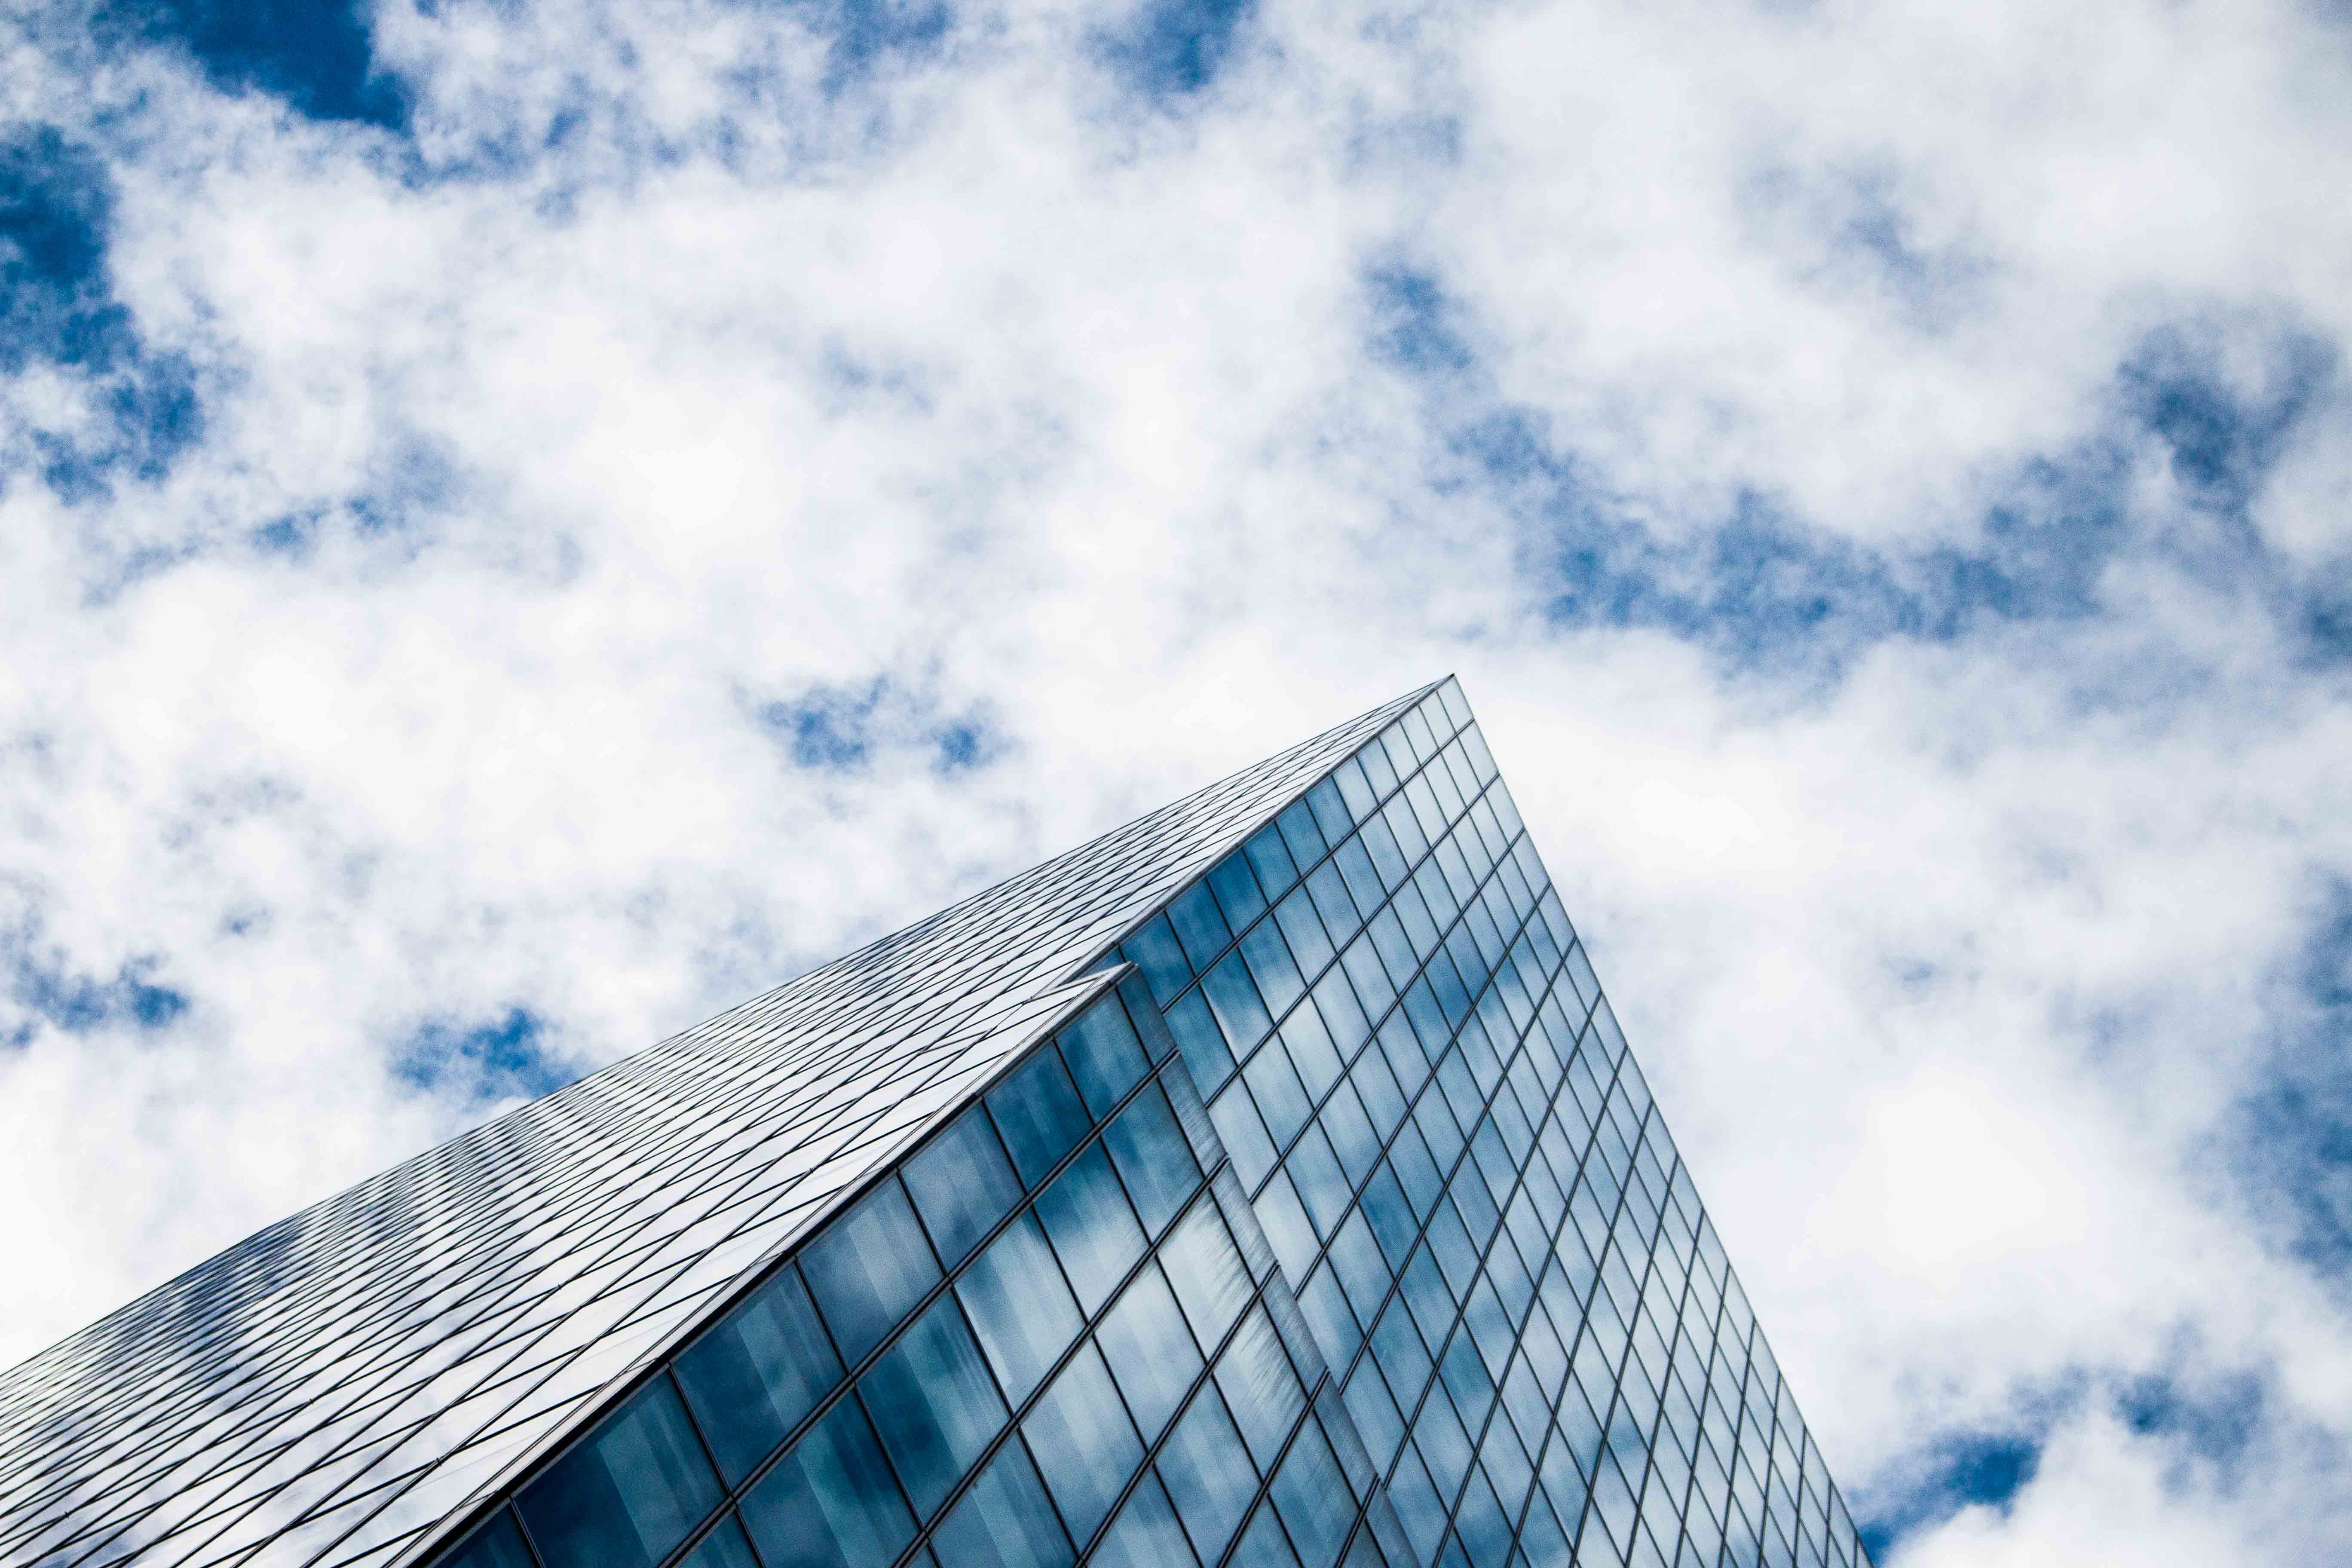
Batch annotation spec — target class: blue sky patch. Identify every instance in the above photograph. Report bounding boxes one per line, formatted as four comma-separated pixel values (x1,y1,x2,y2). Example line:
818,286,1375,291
1098,0,1255,98
3,943,190,1047
95,0,411,132
756,678,1003,776
395,1008,574,1103
1858,1428,2044,1559
1,125,206,501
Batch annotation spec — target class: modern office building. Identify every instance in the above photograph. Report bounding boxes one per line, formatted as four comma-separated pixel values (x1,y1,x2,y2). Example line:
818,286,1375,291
0,681,1873,1568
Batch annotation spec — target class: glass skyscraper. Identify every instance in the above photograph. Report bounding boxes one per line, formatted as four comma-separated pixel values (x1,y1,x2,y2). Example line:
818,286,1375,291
0,681,1874,1568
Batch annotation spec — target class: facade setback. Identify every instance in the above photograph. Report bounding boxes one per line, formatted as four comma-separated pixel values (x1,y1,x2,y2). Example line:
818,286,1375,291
0,680,1874,1568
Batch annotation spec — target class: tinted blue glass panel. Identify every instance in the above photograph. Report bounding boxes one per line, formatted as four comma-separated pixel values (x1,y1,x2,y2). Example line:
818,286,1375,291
441,1513,533,1568
801,1181,941,1369
902,1108,1023,1272
1023,1342,1142,1545
520,1382,720,1568
1278,798,1328,867
1241,920,1307,1017
988,1048,1092,1188
1169,883,1233,970
1275,890,1336,982
739,1394,913,1568
518,1376,722,1568
1035,1142,1147,1315
1124,914,1193,1005
1214,1306,1305,1473
1095,1262,1202,1442
1246,824,1301,897
1159,1201,1255,1354
674,1265,843,1485
1061,1000,1149,1119
1094,1472,1198,1568
675,1515,760,1568
1201,951,1274,1055
957,1213,1082,1405
1305,778,1352,845
1273,1423,1357,1568
1243,1046,1313,1148
1165,988,1237,1091
1210,852,1269,928
928,1439,1072,1568
860,1294,1007,1518
1231,1498,1305,1568
1157,1383,1259,1562
1102,1083,1203,1237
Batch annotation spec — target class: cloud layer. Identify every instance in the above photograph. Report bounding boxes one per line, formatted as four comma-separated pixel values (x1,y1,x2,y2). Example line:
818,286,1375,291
4,0,2349,1560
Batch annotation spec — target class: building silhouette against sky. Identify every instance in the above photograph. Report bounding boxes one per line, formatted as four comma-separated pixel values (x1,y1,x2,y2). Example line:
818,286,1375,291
0,681,1874,1568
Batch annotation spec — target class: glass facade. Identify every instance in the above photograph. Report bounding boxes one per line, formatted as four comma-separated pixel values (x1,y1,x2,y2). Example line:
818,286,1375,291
0,681,1872,1568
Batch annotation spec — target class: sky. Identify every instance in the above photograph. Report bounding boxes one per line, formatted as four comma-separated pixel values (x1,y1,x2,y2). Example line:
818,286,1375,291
3,0,2350,1560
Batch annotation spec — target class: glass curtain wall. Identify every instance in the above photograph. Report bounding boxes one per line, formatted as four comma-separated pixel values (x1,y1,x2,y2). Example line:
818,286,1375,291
426,678,1871,1568
1110,680,1871,1568
431,975,1387,1568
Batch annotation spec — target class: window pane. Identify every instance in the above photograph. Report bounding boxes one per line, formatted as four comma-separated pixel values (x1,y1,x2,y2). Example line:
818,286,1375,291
1241,920,1307,1018
859,1295,1007,1519
439,1512,532,1568
925,1437,1072,1568
1122,914,1192,1006
1280,1003,1344,1103
1231,1499,1304,1568
801,1182,941,1368
1166,989,1237,1093
903,1107,1023,1272
517,1375,720,1568
739,1397,913,1568
1202,950,1274,1055
1096,1263,1202,1442
1209,853,1268,929
1102,1083,1203,1238
958,1213,1082,1406
1277,798,1328,869
1157,1201,1253,1354
1274,889,1336,983
1061,999,1149,1119
1245,824,1300,898
1272,1423,1356,1568
988,1047,1093,1188
1022,1342,1143,1546
1208,1081,1279,1192
1093,1472,1198,1568
1156,1384,1259,1562
1243,1046,1312,1149
674,1264,844,1486
675,1515,760,1568
1214,1307,1305,1476
1035,1142,1147,1316
1169,882,1234,970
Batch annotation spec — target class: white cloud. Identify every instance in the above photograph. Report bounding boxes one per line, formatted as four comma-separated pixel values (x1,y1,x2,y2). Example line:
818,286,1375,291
3,0,2350,1559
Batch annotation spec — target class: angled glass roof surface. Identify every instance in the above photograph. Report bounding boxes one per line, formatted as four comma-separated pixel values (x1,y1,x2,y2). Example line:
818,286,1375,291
0,683,1439,1568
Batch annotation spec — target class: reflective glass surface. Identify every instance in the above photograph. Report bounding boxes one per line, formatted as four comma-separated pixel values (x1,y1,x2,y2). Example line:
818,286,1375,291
0,681,1872,1568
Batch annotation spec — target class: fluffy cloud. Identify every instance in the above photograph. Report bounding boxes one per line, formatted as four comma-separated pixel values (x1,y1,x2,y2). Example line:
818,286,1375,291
2,0,2347,1560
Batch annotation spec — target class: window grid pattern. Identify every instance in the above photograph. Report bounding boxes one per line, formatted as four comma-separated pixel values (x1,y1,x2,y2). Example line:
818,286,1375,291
0,678,1875,1568
1111,683,1872,1568
0,688,1437,1568
430,976,1386,1568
